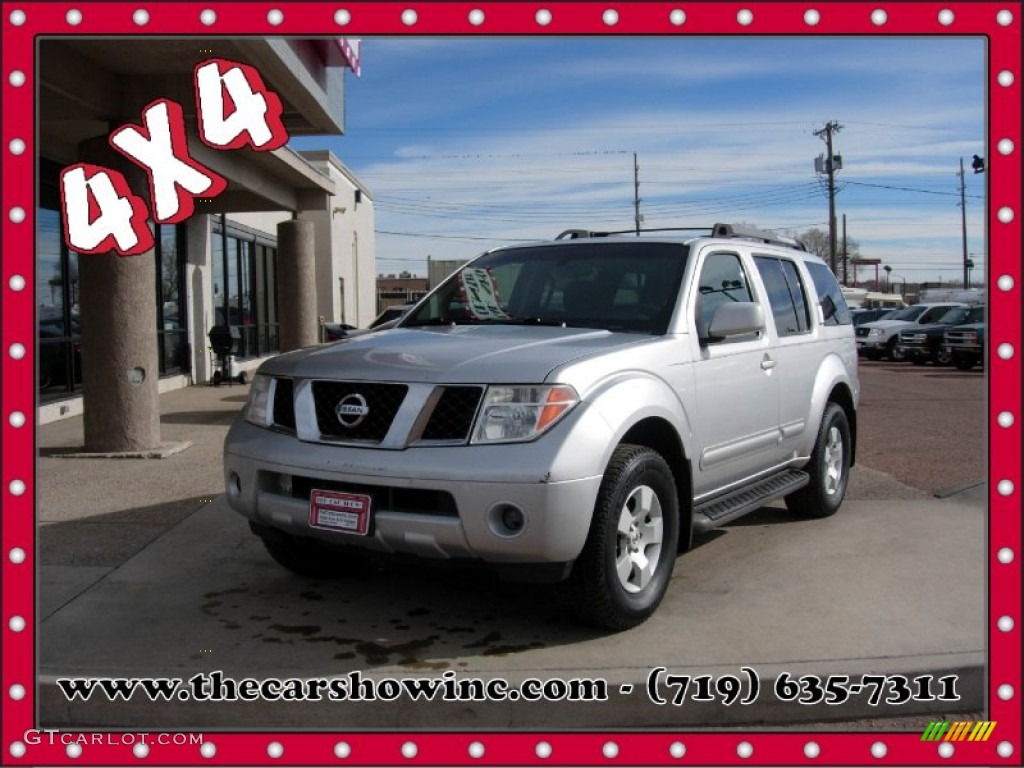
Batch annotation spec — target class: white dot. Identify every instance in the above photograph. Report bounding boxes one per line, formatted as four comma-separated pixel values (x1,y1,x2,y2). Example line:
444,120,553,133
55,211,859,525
536,9,552,26
998,547,1015,563
66,743,82,759
536,741,552,759
998,412,1016,428
737,9,753,25
938,742,954,758
468,741,485,759
998,207,1015,223
334,742,351,758
603,741,619,758
997,741,1014,758
999,139,1015,155
199,8,216,25
200,742,216,758
66,8,82,25
8,139,25,158
804,9,820,25
401,8,417,25
133,743,149,758
997,10,1014,26
871,9,888,25
603,9,618,26
997,479,1015,496
998,615,1015,632
9,548,26,564
737,741,753,758
468,9,484,25
267,741,283,758
998,344,1015,360
997,275,1015,291
9,479,25,496
9,683,25,700
669,742,686,758
998,684,1015,700
267,9,283,25
132,9,149,25
334,9,351,25
401,742,417,759
9,207,25,223
10,411,27,428
9,343,26,360
669,9,686,25
9,70,26,87
9,9,26,25
998,70,1015,87
871,741,887,758
9,616,25,632
10,742,28,758
9,274,26,291
938,9,954,25
804,742,821,759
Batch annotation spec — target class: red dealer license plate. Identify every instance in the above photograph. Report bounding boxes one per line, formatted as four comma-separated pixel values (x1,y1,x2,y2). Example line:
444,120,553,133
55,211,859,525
308,489,372,536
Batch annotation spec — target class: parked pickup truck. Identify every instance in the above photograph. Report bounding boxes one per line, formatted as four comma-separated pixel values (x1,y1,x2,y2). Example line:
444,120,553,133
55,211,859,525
896,305,985,366
944,311,987,370
225,223,859,629
856,303,966,361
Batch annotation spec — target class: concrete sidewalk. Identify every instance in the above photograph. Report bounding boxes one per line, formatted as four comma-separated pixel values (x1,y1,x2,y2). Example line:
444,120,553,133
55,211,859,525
35,384,986,730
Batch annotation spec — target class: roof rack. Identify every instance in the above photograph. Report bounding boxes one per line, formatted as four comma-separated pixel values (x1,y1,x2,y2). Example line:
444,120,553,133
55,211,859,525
554,223,806,251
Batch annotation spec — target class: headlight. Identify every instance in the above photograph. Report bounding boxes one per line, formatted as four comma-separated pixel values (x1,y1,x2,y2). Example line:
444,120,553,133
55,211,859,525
868,328,884,337
244,374,273,427
471,384,579,444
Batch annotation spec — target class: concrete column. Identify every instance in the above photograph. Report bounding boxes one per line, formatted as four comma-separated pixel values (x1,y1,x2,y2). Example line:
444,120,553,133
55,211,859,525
77,138,161,452
277,219,318,351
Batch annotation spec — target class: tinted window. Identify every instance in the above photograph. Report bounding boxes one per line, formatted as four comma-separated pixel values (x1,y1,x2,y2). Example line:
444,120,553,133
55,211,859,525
805,261,852,326
755,256,810,336
694,252,756,341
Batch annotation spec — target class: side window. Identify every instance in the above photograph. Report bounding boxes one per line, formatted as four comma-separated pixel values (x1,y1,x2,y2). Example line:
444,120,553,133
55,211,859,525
805,261,852,326
754,256,812,336
695,251,755,341
920,306,948,323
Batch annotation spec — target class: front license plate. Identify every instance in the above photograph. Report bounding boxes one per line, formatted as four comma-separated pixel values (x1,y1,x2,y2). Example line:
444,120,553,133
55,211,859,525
309,489,372,536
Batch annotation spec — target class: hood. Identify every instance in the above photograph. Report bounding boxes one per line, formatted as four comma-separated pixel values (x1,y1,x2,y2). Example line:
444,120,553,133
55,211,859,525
861,319,915,331
257,325,657,384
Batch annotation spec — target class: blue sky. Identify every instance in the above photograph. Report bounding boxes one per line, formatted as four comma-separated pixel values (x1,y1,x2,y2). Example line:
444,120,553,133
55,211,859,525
288,36,987,284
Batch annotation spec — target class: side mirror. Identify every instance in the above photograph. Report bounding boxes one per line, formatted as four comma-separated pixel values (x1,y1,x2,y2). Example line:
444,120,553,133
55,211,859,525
705,302,765,342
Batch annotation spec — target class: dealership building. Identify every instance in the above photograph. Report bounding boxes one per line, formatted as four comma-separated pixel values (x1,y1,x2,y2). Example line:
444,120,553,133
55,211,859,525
37,37,373,449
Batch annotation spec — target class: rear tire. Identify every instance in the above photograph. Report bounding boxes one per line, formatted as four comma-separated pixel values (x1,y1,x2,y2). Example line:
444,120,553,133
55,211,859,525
786,402,851,519
566,444,679,631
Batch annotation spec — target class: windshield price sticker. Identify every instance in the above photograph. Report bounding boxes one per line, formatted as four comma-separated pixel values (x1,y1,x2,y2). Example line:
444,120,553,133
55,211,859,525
459,267,509,320
646,669,960,707
309,489,372,536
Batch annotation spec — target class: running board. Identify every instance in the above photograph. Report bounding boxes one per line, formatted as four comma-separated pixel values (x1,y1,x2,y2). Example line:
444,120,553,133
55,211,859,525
693,469,810,533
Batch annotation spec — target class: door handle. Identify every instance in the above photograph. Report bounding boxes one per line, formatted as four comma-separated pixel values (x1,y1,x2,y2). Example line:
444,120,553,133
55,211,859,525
760,356,777,370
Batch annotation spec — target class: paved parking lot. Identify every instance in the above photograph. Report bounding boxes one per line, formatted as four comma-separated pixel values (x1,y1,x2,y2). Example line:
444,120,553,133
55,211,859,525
35,361,988,729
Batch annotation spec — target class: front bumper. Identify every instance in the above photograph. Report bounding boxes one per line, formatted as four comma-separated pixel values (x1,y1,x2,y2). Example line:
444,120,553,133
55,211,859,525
223,415,607,565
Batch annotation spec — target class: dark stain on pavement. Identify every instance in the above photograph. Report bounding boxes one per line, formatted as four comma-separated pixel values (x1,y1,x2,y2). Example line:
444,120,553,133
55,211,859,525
463,631,502,649
268,623,322,637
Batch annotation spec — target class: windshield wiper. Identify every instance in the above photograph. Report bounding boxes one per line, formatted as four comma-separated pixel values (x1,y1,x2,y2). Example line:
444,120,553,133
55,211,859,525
402,317,458,327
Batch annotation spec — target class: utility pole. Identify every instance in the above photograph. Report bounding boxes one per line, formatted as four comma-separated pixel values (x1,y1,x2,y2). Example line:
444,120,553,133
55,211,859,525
633,152,641,236
841,214,848,286
958,157,969,289
813,121,842,273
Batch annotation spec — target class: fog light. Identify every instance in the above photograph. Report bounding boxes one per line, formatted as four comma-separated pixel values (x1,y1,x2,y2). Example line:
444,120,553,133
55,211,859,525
488,502,527,538
276,473,293,496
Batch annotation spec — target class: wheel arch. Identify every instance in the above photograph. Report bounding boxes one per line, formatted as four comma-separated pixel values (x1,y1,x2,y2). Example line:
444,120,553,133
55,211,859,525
826,382,857,467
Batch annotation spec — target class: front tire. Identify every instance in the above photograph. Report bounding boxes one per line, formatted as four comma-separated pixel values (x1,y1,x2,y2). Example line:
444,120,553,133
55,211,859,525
566,444,679,631
786,402,851,518
887,338,905,361
953,354,976,371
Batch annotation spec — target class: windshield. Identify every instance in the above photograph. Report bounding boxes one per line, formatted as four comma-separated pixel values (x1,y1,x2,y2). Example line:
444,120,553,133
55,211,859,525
403,242,689,334
888,305,928,321
938,307,972,325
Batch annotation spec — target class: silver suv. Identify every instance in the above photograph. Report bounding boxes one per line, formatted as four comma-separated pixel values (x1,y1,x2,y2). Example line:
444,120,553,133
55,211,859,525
225,224,859,629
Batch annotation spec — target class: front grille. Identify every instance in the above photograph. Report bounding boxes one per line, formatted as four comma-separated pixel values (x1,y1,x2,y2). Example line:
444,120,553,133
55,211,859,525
855,327,871,338
272,378,295,431
945,330,978,347
284,474,457,517
312,381,408,442
421,386,483,441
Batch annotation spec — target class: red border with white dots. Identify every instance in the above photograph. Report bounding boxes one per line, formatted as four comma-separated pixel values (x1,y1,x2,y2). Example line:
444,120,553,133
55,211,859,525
1,2,1020,766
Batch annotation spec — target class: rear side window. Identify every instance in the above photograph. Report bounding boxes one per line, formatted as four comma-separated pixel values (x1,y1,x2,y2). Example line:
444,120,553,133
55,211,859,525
754,256,811,336
805,261,852,326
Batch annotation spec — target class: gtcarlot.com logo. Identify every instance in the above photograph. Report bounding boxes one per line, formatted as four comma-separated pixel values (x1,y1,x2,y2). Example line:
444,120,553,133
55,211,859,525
921,721,997,742
23,730,204,747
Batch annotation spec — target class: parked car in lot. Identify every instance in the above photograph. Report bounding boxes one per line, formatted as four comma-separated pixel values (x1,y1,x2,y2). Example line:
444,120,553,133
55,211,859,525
225,223,859,630
369,303,416,330
856,303,966,361
896,305,985,366
944,310,987,370
322,322,358,342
